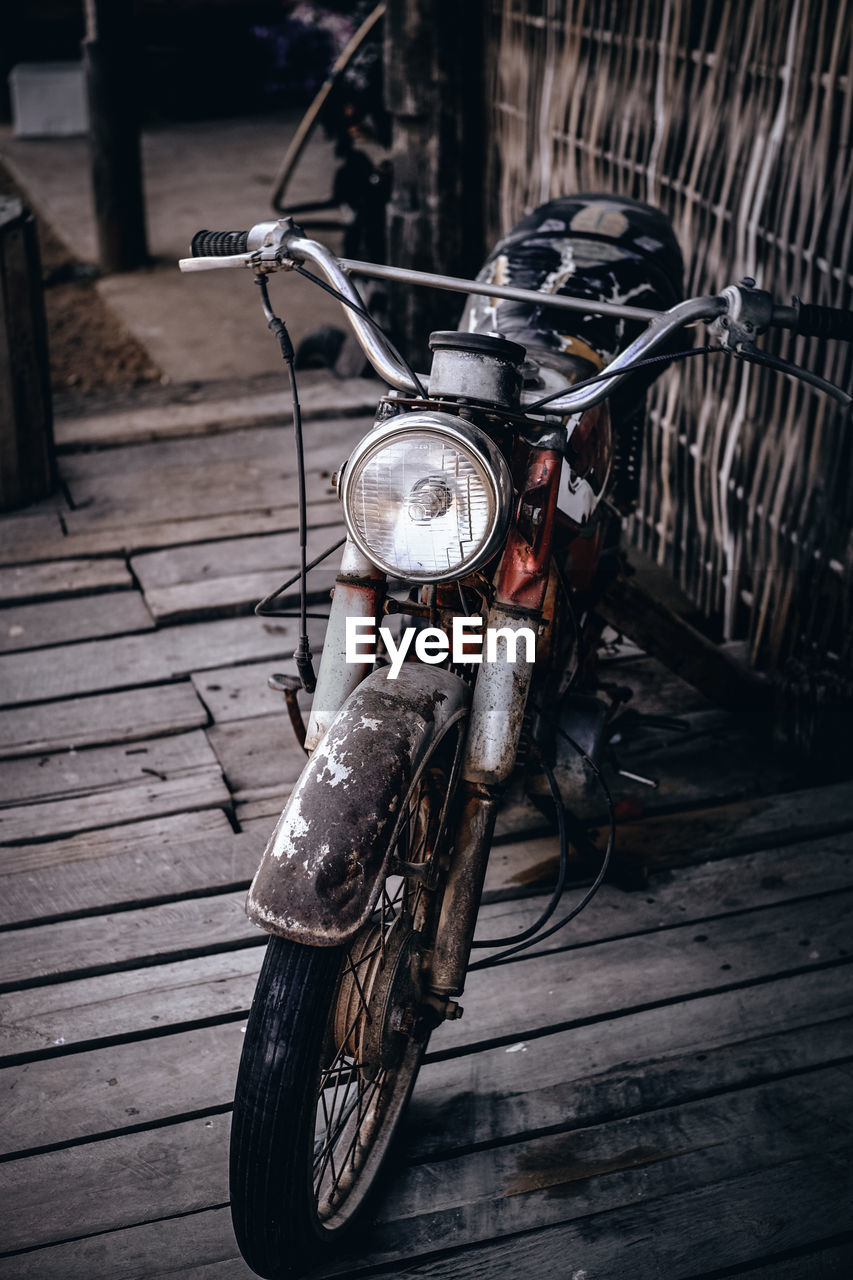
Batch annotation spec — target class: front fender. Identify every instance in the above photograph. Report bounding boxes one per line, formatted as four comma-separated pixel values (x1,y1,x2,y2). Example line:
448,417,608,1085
246,665,470,945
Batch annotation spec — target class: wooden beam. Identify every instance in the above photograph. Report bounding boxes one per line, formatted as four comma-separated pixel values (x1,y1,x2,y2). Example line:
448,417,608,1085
82,0,148,273
0,199,55,511
384,0,485,364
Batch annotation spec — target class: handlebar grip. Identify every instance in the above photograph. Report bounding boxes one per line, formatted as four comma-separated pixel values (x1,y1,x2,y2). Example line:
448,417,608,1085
190,229,250,257
786,300,853,342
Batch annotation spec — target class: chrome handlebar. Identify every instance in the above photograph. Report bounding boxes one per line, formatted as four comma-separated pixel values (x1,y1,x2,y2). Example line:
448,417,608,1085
179,218,851,413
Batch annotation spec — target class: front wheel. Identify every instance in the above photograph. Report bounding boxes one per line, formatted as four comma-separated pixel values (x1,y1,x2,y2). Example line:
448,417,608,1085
229,735,460,1279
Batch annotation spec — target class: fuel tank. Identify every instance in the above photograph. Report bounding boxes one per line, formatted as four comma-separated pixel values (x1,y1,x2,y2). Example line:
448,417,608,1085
463,193,685,367
462,193,687,512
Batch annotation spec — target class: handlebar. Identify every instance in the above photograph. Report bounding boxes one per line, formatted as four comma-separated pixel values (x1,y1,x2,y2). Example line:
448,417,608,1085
773,300,853,343
191,229,249,257
181,219,853,413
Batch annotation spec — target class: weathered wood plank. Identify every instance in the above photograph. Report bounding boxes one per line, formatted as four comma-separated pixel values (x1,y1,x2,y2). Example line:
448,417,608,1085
192,660,312,724
0,556,131,604
596,778,853,875
140,569,337,624
0,729,219,808
0,1067,849,1258
206,716,312,801
348,1154,853,1279
0,1205,241,1280
0,615,304,705
0,830,259,928
2,964,849,1160
707,1249,852,1280
0,765,231,845
131,527,346,592
434,890,853,1058
131,528,342,624
0,891,254,989
5,834,851,988
60,416,368,478
4,1154,848,1280
60,454,339,530
0,502,340,565
2,890,850,1060
0,949,263,1060
0,591,153,653
234,794,289,830
0,809,235,879
350,1072,853,1263
0,681,208,759
511,778,853,892
54,379,380,448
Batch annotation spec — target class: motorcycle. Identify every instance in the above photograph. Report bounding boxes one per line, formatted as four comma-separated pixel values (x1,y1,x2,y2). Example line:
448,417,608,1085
180,195,852,1279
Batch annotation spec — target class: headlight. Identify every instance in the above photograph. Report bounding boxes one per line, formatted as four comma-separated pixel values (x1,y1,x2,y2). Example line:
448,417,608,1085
340,411,513,582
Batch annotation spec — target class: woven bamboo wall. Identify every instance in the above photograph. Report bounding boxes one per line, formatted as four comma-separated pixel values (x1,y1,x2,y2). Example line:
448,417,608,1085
486,0,853,675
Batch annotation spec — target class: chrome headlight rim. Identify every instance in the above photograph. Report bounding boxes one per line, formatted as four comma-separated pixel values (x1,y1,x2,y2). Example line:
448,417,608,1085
339,410,514,583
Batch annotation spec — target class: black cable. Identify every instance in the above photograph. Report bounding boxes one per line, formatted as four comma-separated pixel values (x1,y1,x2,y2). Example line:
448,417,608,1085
469,713,615,969
255,536,347,616
291,263,429,399
470,751,570,950
255,273,316,692
524,345,722,413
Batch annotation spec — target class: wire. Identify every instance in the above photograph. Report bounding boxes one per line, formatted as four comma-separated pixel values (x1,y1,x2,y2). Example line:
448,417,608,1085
470,751,570,950
254,273,317,691
469,711,615,969
524,345,722,413
255,536,347,616
291,263,429,398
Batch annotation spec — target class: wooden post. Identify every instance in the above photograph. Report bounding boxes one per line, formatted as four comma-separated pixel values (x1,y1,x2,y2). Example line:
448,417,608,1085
384,0,485,367
0,198,56,511
82,0,149,273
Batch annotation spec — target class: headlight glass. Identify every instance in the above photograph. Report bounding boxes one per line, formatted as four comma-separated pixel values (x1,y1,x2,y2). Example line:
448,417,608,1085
341,412,512,582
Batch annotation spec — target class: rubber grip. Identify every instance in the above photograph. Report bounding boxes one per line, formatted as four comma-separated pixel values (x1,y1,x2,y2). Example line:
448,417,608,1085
792,302,853,342
190,229,249,257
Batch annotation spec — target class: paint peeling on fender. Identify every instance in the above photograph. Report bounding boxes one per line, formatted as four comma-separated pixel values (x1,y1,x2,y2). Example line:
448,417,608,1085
246,664,470,946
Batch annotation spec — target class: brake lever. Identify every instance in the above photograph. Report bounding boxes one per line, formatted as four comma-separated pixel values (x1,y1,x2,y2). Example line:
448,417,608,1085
710,281,852,410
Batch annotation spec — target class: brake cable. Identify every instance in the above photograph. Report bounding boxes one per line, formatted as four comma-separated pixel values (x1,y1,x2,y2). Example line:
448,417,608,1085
291,263,428,398
469,714,615,968
524,345,722,412
254,272,317,691
255,537,347,617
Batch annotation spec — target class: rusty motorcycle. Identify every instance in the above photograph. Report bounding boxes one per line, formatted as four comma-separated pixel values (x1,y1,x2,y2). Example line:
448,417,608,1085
180,195,852,1279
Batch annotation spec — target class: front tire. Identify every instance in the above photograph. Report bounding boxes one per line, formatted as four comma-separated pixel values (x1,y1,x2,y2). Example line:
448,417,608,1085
230,735,460,1278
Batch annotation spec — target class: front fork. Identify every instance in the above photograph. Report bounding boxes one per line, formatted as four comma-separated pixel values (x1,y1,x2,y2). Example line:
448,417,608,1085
302,448,563,1000
433,445,564,996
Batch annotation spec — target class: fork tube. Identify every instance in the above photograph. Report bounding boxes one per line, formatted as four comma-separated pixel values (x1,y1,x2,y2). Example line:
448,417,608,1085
462,447,563,786
303,539,385,753
429,781,500,996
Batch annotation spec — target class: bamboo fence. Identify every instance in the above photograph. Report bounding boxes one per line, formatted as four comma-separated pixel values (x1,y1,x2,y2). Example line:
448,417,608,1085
486,0,853,681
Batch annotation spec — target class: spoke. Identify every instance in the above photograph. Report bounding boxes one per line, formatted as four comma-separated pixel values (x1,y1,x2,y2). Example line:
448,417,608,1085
327,1068,387,1206
314,1070,356,1188
315,1041,350,1183
342,949,374,1022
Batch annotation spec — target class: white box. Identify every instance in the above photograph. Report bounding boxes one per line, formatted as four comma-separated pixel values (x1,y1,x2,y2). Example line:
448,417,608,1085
9,62,89,138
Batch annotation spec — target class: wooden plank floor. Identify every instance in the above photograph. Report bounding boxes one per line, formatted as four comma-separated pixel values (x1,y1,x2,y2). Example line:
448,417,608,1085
1,395,852,1279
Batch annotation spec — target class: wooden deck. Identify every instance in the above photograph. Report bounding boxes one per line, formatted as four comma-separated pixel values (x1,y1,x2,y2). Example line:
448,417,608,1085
1,386,852,1279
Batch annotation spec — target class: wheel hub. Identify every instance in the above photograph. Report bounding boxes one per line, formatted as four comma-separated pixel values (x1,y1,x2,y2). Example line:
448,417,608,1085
332,919,424,1078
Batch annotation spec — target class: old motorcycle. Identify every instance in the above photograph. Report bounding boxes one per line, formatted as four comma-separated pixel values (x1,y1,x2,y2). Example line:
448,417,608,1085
180,195,852,1278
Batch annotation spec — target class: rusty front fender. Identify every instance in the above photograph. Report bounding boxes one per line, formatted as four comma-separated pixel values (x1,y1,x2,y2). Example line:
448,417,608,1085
246,665,470,946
